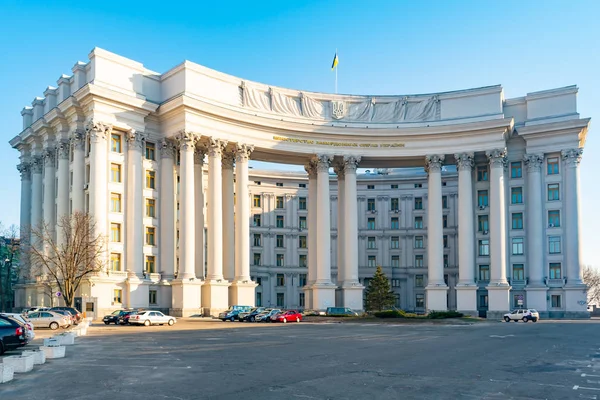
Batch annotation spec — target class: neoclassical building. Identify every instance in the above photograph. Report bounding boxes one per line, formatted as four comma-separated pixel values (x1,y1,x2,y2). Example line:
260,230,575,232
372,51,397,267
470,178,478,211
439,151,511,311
10,48,590,319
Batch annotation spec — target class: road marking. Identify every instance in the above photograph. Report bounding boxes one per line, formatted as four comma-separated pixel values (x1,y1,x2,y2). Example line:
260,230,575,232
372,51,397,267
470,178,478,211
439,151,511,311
575,386,600,392
489,334,515,338
582,374,600,378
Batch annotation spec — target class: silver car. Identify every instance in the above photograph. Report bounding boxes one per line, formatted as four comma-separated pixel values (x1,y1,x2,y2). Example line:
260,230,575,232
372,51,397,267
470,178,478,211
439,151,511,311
27,311,71,330
129,311,176,326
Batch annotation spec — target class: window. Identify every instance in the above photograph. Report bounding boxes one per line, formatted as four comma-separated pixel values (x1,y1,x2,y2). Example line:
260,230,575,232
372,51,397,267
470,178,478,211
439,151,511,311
513,264,524,280
548,210,560,227
416,294,425,308
367,218,376,230
368,255,377,267
277,274,285,286
444,254,449,268
549,236,561,254
145,256,155,273
391,184,398,189
276,215,284,228
146,170,155,189
299,236,307,248
253,253,261,266
276,293,285,307
299,183,306,188
146,198,155,218
367,185,375,190
415,275,424,287
276,234,284,248
548,184,560,201
110,193,121,212
512,213,524,229
414,236,424,249
549,263,562,279
276,254,285,267
111,223,121,242
145,142,155,160
414,183,422,188
111,163,122,183
299,254,307,267
551,295,562,308
414,197,423,210
276,182,283,187
390,218,399,229
146,227,156,246
253,195,261,207
443,215,448,228
149,290,157,304
256,293,262,307
479,295,488,308
110,253,121,271
254,181,261,185
367,198,376,211
511,162,522,178
511,187,523,204
547,157,559,175
414,216,423,229
477,190,489,207
111,133,122,153
276,196,284,209
253,234,262,247
391,279,400,288
443,235,448,248
512,237,524,255
253,214,261,227
479,265,490,281
477,165,488,181
113,289,122,304
299,197,307,210
478,215,489,232
391,198,399,210
479,239,490,256
367,237,376,249
415,255,424,268
299,274,307,287
390,236,399,249
391,255,400,268
442,196,448,209
299,293,305,307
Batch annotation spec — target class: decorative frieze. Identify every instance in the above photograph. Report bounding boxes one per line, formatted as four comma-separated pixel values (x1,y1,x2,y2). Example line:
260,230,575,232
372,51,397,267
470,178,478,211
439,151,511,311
561,148,583,167
454,153,474,171
523,154,544,173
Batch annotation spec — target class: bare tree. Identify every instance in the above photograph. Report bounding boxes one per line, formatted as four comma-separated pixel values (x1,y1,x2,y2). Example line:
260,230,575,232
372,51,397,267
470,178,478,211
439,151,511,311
583,266,600,306
0,223,20,312
29,212,106,307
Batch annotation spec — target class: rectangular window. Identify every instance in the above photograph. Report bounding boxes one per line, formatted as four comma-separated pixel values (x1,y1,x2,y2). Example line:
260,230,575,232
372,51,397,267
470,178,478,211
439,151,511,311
253,253,261,266
299,293,305,307
367,198,376,211
299,236,307,248
390,218,399,229
391,198,399,211
391,279,400,288
415,275,424,287
276,215,284,228
111,223,121,242
443,215,448,228
145,142,155,160
548,183,560,201
111,133,122,153
416,294,425,308
253,234,262,247
256,292,262,307
276,182,283,187
477,190,489,207
298,215,306,230
512,237,524,255
479,239,490,256
390,236,399,249
113,289,122,304
414,197,423,210
299,254,307,267
477,165,488,181
299,183,306,188
277,274,285,286
391,255,400,268
480,294,489,308
551,295,562,308
146,198,156,218
479,265,490,281
276,234,284,248
367,185,375,190
276,293,285,307
110,193,121,213
276,254,285,267
512,213,524,229
511,187,523,204
443,235,448,248
367,218,376,230
548,210,560,227
253,195,261,207
547,157,559,175
512,264,524,280
368,255,377,267
414,183,423,188
391,184,398,189
549,263,562,279
276,196,284,209
367,236,376,249
415,255,424,267
110,253,121,271
146,227,156,246
299,197,307,210
444,254,449,268
145,256,155,273
548,236,561,254
149,290,157,305
111,163,122,183
478,215,489,232
146,170,156,189
414,236,424,249
511,162,522,178
442,195,448,209
253,214,261,227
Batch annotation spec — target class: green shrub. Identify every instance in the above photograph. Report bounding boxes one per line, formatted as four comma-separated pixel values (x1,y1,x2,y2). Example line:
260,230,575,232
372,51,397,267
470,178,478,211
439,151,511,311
374,310,404,318
427,311,464,319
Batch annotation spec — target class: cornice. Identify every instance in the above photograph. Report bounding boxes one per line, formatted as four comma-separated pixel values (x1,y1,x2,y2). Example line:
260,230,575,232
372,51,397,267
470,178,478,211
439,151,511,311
75,83,159,114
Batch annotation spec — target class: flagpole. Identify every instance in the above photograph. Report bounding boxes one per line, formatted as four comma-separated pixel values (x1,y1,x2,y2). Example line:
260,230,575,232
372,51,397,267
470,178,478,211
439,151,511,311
335,48,338,94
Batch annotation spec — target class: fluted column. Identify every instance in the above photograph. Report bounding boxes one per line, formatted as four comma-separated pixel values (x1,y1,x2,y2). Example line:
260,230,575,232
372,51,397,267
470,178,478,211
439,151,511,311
234,144,254,282
334,162,345,285
562,149,584,285
524,154,544,286
126,130,145,277
425,155,448,311
70,130,85,213
159,139,176,280
178,132,198,280
194,146,206,280
43,147,56,237
87,121,111,238
222,150,235,281
30,156,44,231
56,141,70,224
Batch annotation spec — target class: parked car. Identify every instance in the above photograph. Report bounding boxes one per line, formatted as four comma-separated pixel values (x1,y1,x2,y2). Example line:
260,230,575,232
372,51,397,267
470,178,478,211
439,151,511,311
273,310,303,323
52,309,77,325
1,313,35,340
218,309,243,322
27,310,71,330
51,307,83,324
256,309,281,322
118,310,138,325
326,307,359,317
0,315,28,354
240,307,267,322
129,311,176,326
103,310,134,325
503,309,539,323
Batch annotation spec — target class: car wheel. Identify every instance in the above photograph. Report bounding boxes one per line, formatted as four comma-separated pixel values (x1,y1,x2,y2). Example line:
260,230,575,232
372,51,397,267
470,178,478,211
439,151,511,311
533,318,538,322
522,317,528,323
296,317,300,323
250,316,255,322
503,316,510,322
283,318,287,323
50,322,59,330
144,320,150,326
168,319,174,326
230,317,235,322
104,321,110,325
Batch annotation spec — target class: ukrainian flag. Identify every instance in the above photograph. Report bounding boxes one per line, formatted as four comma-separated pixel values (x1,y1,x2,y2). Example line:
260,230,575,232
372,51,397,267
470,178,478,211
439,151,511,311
331,52,339,70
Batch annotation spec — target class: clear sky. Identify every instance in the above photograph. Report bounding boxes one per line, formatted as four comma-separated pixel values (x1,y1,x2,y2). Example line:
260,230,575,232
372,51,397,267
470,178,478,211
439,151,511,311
1,1,598,266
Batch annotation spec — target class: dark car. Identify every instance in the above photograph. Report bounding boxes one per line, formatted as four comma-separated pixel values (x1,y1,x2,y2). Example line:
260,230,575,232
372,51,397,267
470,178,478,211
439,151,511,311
103,310,133,325
51,307,82,324
241,307,266,322
218,309,243,322
118,311,138,325
0,315,28,354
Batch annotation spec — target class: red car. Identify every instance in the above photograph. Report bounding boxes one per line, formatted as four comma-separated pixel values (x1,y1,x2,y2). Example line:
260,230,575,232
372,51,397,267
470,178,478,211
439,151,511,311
273,310,302,323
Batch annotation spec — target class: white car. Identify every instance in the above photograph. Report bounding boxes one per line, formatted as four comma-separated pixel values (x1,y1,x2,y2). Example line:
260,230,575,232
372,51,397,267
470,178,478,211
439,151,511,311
1,313,35,339
503,309,539,323
129,311,176,326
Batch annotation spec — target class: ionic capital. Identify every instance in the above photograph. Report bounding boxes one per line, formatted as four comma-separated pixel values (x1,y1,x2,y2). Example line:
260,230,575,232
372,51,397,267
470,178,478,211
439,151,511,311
235,143,254,163
314,154,333,173
561,148,583,168
343,155,361,173
17,162,31,180
176,130,199,152
486,148,507,169
222,150,235,170
85,120,112,142
57,140,70,160
159,139,176,160
70,129,86,150
454,153,474,171
126,129,146,150
425,154,445,174
523,153,544,173
208,137,228,158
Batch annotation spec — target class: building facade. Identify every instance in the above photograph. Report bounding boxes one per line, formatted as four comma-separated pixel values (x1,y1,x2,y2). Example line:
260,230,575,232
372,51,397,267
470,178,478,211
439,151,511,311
10,48,590,319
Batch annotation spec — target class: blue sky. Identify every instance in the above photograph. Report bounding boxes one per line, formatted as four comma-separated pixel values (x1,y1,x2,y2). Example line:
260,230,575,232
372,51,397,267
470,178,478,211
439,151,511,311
1,1,598,266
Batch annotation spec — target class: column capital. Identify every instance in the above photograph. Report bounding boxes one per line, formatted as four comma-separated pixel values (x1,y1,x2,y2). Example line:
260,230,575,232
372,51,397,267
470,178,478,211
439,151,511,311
44,147,56,167
425,154,445,174
85,120,112,142
304,159,318,178
485,148,507,168
194,145,206,165
222,150,235,169
57,140,70,159
17,162,31,180
330,195,338,201
31,155,43,174
70,129,86,150
235,143,254,163
454,153,474,171
313,154,332,173
561,148,583,167
159,138,176,159
126,129,146,150
343,155,361,172
208,137,228,157
176,130,199,151
523,153,544,173
333,161,345,178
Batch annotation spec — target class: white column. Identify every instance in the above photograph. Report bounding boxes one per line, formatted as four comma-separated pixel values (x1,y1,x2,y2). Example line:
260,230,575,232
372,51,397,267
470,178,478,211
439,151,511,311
194,147,206,280
334,163,345,285
56,141,70,226
454,153,477,314
234,144,254,282
222,150,235,281
342,155,363,310
87,121,110,239
30,156,43,244
486,148,511,316
178,132,197,280
70,130,85,213
17,160,32,283
125,130,145,277
425,155,448,311
305,161,318,286
43,147,56,235
159,139,176,280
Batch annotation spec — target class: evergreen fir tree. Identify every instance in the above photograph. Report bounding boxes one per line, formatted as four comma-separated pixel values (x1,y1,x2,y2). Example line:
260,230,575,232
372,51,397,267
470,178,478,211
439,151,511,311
365,266,396,311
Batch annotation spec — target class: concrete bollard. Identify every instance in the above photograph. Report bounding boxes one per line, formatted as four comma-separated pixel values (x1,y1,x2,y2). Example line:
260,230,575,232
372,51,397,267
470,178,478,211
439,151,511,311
0,365,14,383
2,354,35,373
54,332,75,345
39,345,66,359
22,349,46,365
44,338,60,347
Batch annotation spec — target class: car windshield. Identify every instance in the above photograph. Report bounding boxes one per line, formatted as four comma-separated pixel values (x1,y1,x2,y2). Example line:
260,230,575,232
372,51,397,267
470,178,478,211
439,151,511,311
111,310,121,315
